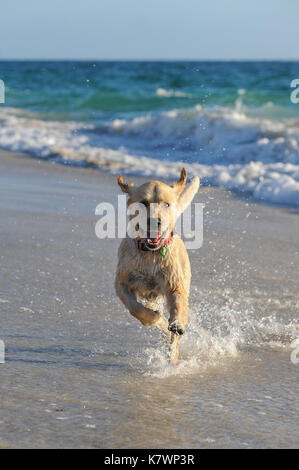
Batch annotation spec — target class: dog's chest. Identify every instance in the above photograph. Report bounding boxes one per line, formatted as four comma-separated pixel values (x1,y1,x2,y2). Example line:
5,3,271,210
128,261,165,298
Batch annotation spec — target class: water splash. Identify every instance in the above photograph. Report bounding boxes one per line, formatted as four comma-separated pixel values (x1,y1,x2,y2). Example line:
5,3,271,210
135,298,299,378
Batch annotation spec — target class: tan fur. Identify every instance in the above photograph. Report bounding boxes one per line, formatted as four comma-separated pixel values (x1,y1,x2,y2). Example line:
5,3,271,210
115,168,200,364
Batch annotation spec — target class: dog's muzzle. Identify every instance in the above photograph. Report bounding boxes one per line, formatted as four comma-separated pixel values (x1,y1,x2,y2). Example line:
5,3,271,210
144,230,164,251
135,230,173,253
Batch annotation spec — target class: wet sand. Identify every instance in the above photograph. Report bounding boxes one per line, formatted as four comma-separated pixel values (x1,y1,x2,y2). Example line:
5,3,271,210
0,149,298,448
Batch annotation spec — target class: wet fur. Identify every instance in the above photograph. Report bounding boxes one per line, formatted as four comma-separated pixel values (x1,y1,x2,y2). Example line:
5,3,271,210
115,169,199,364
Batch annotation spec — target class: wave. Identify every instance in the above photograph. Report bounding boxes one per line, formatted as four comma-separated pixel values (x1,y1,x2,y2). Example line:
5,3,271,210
0,105,298,206
105,104,299,163
156,87,192,98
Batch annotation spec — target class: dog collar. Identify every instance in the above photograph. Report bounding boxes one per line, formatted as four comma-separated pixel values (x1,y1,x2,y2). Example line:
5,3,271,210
134,233,173,258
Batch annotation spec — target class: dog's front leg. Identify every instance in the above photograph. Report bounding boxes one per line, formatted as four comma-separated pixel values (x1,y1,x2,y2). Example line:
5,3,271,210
166,291,189,336
115,281,169,334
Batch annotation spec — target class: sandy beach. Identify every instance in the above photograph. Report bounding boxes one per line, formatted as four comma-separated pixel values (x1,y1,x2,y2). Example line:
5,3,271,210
0,149,298,448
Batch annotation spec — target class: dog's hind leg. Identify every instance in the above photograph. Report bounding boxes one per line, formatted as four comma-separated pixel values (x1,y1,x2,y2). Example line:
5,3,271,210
166,291,188,364
169,333,180,365
116,282,169,334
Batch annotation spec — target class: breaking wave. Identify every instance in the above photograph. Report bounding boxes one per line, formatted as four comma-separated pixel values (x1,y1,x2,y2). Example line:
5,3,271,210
0,103,299,206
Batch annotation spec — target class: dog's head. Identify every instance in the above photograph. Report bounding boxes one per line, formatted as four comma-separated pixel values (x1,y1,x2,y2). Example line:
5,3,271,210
118,168,200,251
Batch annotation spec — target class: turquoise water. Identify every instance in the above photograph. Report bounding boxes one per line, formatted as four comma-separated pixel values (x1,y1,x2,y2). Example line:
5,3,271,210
1,61,299,119
0,61,299,205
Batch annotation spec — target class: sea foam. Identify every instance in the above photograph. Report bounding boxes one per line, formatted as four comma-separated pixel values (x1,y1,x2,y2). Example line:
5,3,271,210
0,104,298,206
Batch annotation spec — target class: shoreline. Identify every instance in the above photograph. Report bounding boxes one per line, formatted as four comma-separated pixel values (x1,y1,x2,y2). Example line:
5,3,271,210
2,146,299,213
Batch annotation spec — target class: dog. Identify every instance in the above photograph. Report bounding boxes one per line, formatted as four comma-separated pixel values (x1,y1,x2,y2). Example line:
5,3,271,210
115,168,200,364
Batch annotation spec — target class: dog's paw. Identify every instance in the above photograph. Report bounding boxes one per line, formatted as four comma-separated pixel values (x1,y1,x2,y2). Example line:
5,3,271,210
168,320,185,335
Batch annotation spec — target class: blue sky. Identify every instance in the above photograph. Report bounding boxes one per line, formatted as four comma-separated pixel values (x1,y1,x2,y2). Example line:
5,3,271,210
0,0,298,60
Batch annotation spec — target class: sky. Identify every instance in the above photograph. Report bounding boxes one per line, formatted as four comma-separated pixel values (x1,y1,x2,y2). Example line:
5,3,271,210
0,0,298,60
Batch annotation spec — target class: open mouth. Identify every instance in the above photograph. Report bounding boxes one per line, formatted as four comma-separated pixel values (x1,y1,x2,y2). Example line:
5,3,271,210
144,231,164,250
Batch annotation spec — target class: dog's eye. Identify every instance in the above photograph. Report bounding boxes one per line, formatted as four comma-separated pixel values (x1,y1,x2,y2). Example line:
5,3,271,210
161,202,170,208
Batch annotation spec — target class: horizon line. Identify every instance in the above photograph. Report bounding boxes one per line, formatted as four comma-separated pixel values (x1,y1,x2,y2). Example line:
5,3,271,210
0,58,299,62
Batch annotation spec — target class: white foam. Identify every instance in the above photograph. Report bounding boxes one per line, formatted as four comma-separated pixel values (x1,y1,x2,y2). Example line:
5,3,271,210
0,105,298,206
156,87,192,98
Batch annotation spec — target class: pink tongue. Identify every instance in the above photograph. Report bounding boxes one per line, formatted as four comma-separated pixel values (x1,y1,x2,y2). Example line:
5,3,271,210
148,232,161,243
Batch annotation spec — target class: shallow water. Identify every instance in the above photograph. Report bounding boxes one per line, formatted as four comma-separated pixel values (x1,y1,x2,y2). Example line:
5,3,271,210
0,303,298,448
0,152,298,448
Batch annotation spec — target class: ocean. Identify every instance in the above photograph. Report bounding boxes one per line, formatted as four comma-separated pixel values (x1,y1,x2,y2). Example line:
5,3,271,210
0,60,299,206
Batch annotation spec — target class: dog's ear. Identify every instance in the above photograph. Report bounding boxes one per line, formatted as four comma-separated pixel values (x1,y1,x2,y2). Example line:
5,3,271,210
177,175,200,213
173,167,187,195
118,175,134,194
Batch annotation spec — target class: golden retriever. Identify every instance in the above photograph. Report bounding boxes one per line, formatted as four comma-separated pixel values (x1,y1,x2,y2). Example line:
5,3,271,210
115,168,199,364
